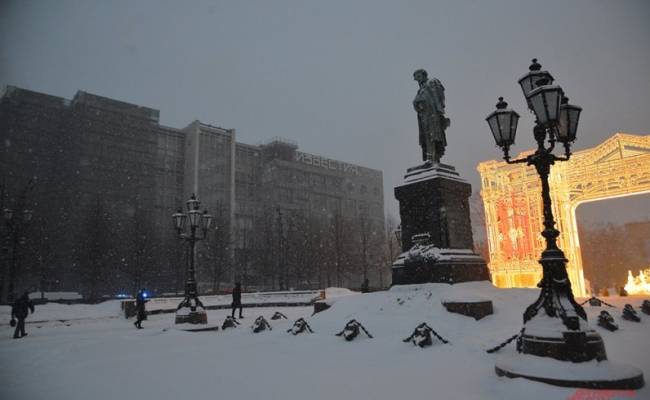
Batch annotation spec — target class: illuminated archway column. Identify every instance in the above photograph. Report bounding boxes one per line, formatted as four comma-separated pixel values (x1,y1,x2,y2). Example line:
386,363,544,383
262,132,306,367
569,203,587,296
550,162,587,297
478,133,650,294
479,169,513,288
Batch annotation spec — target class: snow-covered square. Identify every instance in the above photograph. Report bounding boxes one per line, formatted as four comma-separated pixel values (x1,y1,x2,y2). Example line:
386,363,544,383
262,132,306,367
1,284,648,400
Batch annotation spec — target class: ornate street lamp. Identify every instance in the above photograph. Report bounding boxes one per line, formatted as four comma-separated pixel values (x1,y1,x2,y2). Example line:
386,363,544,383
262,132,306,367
485,59,643,389
172,193,213,324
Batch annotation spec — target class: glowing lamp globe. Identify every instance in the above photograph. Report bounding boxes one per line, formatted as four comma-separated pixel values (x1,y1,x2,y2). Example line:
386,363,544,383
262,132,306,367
200,210,213,231
518,58,554,101
557,96,582,144
486,97,520,148
186,193,200,212
172,208,187,231
188,208,202,228
528,81,563,127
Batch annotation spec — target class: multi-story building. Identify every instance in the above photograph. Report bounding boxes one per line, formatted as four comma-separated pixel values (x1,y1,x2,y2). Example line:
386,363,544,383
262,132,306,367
0,86,385,296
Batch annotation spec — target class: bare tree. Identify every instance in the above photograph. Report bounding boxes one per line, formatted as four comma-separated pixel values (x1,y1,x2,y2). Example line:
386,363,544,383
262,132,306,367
78,199,113,301
358,213,371,284
328,211,357,288
380,213,400,288
250,206,278,290
121,210,156,294
31,221,57,300
206,202,231,293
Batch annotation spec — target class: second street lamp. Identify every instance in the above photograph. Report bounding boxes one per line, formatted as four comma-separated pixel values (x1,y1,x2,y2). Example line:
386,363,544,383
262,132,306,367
173,193,213,325
485,59,644,389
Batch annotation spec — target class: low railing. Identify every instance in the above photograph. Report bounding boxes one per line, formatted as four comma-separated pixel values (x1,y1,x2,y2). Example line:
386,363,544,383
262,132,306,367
121,290,324,318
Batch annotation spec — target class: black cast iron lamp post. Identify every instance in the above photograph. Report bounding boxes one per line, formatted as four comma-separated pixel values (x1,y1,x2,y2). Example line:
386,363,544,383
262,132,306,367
3,207,33,302
172,193,213,324
484,59,643,389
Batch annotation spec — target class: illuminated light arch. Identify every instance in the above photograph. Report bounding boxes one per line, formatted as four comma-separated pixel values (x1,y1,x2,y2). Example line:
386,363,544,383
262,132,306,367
477,133,650,296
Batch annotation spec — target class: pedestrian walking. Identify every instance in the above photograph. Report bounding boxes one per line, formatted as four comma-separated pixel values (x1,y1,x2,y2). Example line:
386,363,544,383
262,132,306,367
231,282,243,319
133,288,148,329
11,292,34,339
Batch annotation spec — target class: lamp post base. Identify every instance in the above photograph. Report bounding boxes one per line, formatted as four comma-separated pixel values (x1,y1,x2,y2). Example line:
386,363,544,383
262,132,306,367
175,308,208,325
519,330,607,363
495,353,644,390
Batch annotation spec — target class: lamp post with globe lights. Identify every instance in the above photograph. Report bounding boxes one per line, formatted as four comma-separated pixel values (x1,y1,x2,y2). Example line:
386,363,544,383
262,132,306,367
172,193,213,324
485,59,643,389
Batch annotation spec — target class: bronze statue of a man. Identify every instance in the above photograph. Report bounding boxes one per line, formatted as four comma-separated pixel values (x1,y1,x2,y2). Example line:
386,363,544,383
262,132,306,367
413,69,449,163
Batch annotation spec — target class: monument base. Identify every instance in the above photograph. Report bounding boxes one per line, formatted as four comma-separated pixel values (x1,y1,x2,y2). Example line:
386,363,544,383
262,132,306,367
520,331,607,363
392,247,490,285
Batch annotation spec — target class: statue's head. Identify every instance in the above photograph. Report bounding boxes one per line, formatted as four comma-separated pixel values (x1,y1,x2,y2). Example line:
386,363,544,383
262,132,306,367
413,69,428,83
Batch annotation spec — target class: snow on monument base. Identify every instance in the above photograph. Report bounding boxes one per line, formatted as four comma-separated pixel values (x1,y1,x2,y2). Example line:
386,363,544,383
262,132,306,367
393,163,490,285
495,353,645,390
392,247,490,285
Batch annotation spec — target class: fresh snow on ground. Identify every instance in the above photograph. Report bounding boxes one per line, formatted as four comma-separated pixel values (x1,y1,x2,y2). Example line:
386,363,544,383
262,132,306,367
0,300,122,322
1,282,648,400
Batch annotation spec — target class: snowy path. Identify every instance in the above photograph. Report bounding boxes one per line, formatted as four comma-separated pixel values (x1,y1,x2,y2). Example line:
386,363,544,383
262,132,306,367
1,284,648,400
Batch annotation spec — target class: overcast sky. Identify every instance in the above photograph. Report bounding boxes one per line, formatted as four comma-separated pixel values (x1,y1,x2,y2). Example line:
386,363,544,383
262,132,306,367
1,0,649,222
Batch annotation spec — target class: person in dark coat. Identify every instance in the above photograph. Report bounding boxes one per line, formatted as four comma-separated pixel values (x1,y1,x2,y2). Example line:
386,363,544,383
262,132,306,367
231,282,243,319
11,292,35,339
134,288,148,329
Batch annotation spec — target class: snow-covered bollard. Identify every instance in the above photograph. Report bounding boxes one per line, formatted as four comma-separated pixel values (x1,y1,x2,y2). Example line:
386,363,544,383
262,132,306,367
222,316,240,330
589,297,603,307
252,316,272,333
622,304,641,322
597,310,618,332
642,300,650,316
287,318,313,335
271,311,288,320
335,319,372,341
402,322,448,348
579,296,615,308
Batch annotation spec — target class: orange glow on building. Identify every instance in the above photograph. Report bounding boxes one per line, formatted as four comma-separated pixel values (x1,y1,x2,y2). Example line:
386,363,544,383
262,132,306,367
478,133,650,296
624,269,650,295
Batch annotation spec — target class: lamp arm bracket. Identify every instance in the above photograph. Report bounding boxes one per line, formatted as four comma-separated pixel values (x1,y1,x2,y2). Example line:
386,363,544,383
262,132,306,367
505,157,529,165
546,139,556,153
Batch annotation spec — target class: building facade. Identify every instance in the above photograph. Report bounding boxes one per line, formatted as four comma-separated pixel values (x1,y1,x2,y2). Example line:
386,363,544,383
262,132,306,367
0,86,385,296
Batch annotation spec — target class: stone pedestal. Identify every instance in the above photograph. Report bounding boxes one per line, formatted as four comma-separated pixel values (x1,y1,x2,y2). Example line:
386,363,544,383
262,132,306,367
443,300,493,320
392,163,490,284
313,301,331,314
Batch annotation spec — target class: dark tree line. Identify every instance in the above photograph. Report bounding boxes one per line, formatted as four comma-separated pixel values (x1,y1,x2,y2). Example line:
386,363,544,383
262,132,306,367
578,221,650,292
6,193,399,298
227,208,391,291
